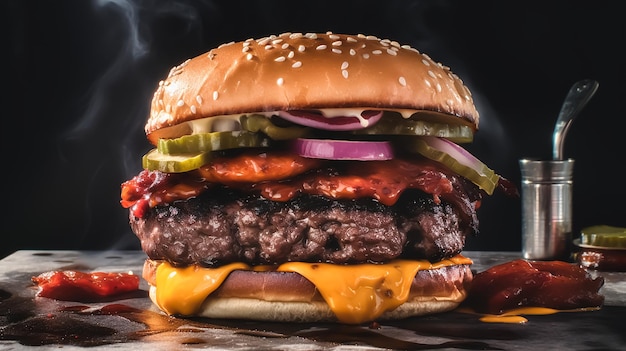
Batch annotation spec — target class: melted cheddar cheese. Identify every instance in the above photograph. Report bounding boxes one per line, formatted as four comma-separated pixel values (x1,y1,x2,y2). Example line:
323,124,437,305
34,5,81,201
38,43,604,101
154,255,472,324
155,262,249,315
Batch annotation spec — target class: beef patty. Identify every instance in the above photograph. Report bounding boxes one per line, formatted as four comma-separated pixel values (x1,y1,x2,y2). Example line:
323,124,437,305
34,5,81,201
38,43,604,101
130,188,478,267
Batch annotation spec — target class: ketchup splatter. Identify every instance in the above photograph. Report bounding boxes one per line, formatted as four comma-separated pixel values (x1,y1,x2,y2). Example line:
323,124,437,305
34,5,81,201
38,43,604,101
463,259,604,315
32,271,140,302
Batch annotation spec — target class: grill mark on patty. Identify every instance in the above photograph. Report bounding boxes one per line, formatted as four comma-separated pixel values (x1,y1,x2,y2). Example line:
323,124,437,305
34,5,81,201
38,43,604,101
130,187,478,267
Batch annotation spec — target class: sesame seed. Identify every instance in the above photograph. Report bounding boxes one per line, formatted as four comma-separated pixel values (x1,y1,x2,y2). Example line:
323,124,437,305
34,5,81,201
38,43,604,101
391,41,400,48
265,45,273,50
281,43,290,50
349,49,356,56
246,53,253,60
191,105,197,114
168,65,184,78
428,70,437,79
213,91,219,100
242,46,250,53
316,44,327,50
288,51,295,58
277,77,284,86
366,35,377,40
196,95,203,104
329,34,340,40
436,83,442,92
424,79,432,87
292,61,302,68
332,48,342,54
341,61,349,70
298,45,306,52
342,70,349,79
305,33,317,39
386,48,397,56
258,37,270,45
332,40,342,46
272,38,283,45
422,59,431,66
372,50,382,55
275,56,286,62
290,33,303,39
363,53,370,59
218,41,234,48
346,36,357,42
176,99,184,107
398,76,407,86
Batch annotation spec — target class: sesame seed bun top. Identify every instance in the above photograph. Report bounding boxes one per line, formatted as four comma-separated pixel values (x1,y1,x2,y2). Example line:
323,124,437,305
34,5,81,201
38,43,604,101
145,32,479,141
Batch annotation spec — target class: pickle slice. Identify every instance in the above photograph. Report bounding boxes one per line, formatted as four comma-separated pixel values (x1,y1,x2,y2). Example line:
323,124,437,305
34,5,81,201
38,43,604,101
142,148,211,173
404,137,499,195
352,116,474,143
241,114,310,140
158,130,271,155
580,225,626,248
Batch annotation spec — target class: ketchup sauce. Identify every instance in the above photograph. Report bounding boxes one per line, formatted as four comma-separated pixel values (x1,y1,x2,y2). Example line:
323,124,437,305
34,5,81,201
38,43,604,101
32,271,140,302
121,150,478,219
463,259,604,316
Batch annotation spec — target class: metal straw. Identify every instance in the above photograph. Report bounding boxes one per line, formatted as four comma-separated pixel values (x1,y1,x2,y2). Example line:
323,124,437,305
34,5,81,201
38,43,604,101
552,79,599,160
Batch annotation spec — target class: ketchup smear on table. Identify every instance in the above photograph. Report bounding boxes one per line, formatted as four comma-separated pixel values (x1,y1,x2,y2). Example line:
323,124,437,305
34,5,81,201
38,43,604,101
32,271,140,302
463,259,605,317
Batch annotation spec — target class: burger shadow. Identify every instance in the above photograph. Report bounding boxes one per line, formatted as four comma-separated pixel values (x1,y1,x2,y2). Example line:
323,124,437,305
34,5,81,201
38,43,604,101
191,311,525,350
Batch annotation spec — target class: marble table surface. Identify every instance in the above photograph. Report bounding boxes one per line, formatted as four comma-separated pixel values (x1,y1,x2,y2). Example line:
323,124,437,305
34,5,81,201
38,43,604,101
1,250,624,350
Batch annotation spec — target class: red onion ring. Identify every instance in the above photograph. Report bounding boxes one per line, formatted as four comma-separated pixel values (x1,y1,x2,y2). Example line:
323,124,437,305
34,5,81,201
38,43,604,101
291,138,394,160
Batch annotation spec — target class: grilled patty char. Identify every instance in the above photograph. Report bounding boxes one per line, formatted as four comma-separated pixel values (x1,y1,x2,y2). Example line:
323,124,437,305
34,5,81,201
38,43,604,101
131,188,477,267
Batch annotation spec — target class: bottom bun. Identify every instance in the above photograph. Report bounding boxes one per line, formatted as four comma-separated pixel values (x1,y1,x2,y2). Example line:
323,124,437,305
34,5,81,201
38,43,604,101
144,259,472,323
148,286,463,322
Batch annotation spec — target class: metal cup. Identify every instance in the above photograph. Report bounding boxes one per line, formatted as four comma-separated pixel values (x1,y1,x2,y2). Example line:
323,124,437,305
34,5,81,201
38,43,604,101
519,158,574,260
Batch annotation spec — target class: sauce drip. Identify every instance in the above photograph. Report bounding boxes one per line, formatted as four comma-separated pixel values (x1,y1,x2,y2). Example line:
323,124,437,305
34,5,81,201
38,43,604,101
475,306,601,324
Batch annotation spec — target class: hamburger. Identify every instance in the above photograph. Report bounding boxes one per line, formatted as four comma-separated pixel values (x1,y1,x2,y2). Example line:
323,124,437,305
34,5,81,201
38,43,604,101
120,32,511,324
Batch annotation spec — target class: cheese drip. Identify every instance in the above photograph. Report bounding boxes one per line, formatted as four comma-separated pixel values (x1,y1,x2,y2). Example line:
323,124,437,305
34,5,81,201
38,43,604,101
279,255,471,323
154,255,471,323
155,262,249,315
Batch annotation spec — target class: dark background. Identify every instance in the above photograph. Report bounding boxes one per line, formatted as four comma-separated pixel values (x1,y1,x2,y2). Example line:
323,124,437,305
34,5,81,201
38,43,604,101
3,0,624,259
